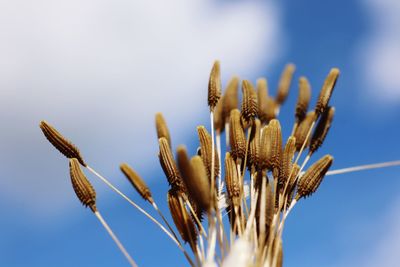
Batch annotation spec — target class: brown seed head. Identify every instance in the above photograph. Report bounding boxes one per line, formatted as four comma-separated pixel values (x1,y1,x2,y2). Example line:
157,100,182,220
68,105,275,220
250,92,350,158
208,60,222,110
241,80,258,123
310,106,335,154
315,68,339,116
296,155,333,199
155,113,171,148
279,136,296,188
276,63,296,104
295,77,311,122
260,119,282,173
294,111,316,151
197,126,220,180
257,78,269,123
69,158,96,212
158,137,184,191
213,96,225,133
264,96,279,123
229,109,246,160
120,163,153,203
224,153,241,208
248,119,261,170
222,76,239,122
40,121,86,166
167,189,197,246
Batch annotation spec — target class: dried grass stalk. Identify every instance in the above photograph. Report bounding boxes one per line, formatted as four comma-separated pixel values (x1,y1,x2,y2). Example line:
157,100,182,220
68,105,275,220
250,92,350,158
158,137,184,191
120,163,153,203
208,60,222,110
69,158,96,212
295,77,311,123
197,126,220,180
315,68,339,116
40,121,86,166
276,63,296,104
229,109,246,160
296,155,333,199
155,113,172,148
294,111,316,151
310,106,335,154
241,80,258,123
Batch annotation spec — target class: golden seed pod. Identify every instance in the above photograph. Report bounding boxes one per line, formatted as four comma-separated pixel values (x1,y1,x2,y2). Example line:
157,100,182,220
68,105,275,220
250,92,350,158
264,96,279,123
167,189,197,246
295,77,311,123
276,63,296,104
286,163,300,206
208,60,222,110
261,119,282,173
222,76,239,122
315,68,340,116
310,106,335,154
158,137,184,191
155,113,171,148
279,136,296,188
69,158,96,212
296,155,333,199
190,156,212,211
40,121,86,166
224,152,241,208
257,78,269,123
241,80,258,123
294,111,316,151
229,109,246,160
248,119,261,170
120,163,153,203
197,126,220,180
213,95,225,133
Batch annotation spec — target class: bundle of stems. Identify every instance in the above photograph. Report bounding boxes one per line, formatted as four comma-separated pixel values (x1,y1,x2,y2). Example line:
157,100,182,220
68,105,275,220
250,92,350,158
40,61,400,267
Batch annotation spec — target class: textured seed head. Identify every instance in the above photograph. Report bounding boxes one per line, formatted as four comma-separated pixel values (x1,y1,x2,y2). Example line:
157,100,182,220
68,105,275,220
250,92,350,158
276,63,296,104
40,121,86,166
197,126,220,180
208,60,222,110
167,189,197,245
248,119,261,170
155,113,171,148
257,78,269,123
315,68,339,116
296,155,333,199
120,163,153,203
310,106,335,154
213,96,225,133
263,96,279,123
158,137,184,191
229,109,246,160
69,158,96,212
224,152,241,208
241,80,258,123
295,77,311,122
294,111,316,151
265,119,282,173
222,76,239,122
279,136,296,188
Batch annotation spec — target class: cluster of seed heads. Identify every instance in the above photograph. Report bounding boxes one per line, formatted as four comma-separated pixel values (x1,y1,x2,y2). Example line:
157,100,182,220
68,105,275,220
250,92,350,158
40,60,341,267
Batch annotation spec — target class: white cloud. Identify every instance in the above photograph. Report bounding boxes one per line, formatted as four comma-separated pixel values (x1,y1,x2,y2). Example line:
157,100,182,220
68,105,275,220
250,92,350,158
0,0,284,217
358,0,400,103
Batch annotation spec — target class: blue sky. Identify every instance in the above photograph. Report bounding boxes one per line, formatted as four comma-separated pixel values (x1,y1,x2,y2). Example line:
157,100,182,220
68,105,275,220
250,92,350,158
0,0,400,266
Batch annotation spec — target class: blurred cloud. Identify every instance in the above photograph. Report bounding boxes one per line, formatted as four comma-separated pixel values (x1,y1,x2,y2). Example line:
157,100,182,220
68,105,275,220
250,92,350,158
0,0,284,217
357,0,400,103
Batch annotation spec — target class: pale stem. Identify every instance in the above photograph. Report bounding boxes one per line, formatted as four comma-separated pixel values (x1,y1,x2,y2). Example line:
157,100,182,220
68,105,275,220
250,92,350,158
94,211,138,267
86,166,178,247
216,131,222,196
326,160,400,176
225,122,230,148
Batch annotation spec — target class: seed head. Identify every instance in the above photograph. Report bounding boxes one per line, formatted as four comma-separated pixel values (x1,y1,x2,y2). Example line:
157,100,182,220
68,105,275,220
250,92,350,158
155,113,171,148
241,80,258,123
158,137,184,191
69,158,96,212
229,109,246,160
295,77,311,123
276,63,296,104
197,126,220,180
120,163,153,203
224,152,241,208
222,76,239,122
315,68,339,116
294,111,316,151
208,60,222,110
310,106,335,154
40,121,86,166
279,136,296,188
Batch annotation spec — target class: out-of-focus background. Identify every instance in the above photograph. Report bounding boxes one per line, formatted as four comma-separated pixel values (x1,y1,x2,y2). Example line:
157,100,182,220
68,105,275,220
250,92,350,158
0,0,399,266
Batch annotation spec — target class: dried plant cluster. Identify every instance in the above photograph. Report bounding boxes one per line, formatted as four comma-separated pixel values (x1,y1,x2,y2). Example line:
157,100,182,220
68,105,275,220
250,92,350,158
42,60,384,267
